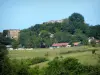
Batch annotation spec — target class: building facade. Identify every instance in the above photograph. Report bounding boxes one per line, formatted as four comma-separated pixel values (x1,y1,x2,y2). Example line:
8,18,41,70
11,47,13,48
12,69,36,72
44,19,63,24
3,29,20,40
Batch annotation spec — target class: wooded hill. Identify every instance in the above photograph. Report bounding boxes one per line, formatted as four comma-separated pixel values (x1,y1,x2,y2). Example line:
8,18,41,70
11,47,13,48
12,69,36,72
19,13,100,48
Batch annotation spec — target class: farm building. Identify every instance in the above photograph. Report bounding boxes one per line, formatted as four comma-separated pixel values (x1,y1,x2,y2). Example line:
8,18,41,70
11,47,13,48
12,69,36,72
96,40,99,43
52,43,69,48
73,42,80,46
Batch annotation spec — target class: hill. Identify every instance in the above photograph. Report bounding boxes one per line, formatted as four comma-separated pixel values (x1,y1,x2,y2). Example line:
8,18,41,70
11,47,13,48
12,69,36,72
18,13,100,48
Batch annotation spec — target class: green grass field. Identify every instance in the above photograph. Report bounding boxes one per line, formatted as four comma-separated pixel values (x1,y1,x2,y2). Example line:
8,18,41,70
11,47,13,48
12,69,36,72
8,46,100,68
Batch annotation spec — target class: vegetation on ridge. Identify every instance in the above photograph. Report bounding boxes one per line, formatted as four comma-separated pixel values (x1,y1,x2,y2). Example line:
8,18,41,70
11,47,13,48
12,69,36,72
18,13,100,48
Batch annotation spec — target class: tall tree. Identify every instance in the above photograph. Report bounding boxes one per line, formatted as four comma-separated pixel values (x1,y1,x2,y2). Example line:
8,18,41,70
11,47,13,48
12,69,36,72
89,25,100,39
0,33,13,75
12,40,19,49
69,13,88,34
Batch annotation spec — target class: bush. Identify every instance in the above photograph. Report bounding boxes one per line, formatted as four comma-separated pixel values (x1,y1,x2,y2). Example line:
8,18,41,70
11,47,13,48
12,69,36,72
45,57,84,75
4,57,100,75
45,57,100,75
90,39,96,47
92,49,96,54
31,57,48,65
0,44,11,75
28,66,40,75
17,64,29,75
84,65,100,75
60,49,90,55
44,52,49,57
0,44,8,57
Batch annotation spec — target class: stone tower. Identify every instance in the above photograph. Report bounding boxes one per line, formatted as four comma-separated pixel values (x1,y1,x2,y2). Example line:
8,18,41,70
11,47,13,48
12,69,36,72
3,29,20,40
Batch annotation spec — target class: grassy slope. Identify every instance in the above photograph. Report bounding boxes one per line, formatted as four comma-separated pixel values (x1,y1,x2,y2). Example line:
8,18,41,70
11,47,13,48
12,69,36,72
8,46,100,68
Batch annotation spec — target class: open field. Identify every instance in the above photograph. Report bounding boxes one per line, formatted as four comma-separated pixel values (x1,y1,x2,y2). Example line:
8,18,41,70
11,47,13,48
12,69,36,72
8,46,100,68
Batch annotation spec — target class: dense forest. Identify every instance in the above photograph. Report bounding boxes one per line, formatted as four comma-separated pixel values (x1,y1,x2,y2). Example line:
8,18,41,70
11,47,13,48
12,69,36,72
19,13,100,48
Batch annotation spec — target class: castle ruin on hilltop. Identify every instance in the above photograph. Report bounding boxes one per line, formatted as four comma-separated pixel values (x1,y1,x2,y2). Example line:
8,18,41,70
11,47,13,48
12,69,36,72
3,29,20,40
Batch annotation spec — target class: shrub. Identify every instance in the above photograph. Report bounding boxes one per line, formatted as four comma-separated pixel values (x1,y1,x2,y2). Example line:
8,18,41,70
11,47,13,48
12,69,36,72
45,57,84,75
90,39,96,47
60,50,89,55
44,52,49,57
84,65,100,75
97,54,100,63
31,57,48,65
45,57,100,75
62,58,84,75
60,56,63,58
0,44,8,57
28,66,40,75
92,49,96,54
5,57,100,75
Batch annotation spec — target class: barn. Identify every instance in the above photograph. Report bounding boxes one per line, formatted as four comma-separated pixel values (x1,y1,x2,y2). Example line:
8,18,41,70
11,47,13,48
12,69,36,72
52,43,69,48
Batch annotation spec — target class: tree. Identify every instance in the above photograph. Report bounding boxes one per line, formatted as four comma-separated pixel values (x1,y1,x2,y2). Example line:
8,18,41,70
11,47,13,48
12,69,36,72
40,30,50,38
69,13,84,22
74,33,88,45
31,35,41,48
0,33,13,75
89,25,100,39
45,57,83,75
30,24,41,34
12,40,19,49
61,18,69,32
19,29,33,48
68,13,88,34
54,32,72,43
17,62,29,75
90,39,96,47
0,33,8,56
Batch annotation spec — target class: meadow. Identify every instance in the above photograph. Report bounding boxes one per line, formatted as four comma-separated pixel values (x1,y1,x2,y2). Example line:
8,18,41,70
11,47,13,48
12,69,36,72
8,46,100,68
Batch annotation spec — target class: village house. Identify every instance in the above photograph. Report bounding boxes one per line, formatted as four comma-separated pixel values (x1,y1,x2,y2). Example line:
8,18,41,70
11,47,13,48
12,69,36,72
96,40,100,44
44,19,63,24
88,37,100,44
88,37,95,44
73,42,80,46
52,43,69,48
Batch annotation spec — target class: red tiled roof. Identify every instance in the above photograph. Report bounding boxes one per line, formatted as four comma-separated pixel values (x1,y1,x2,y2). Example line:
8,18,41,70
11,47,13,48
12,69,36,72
52,43,69,47
96,40,100,43
73,42,80,46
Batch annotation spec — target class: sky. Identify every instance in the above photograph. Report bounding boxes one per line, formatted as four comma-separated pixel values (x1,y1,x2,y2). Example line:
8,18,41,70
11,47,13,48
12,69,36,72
0,0,100,32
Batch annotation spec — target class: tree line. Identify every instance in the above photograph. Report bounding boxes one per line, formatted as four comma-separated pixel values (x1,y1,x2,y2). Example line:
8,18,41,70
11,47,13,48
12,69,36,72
2,13,100,48
17,13,100,48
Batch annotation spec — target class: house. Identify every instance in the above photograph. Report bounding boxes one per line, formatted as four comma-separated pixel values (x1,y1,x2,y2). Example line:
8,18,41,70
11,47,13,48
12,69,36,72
67,45,71,47
88,37,95,44
96,40,100,44
6,45,12,48
44,19,63,24
88,37,100,44
73,42,80,46
52,43,69,48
